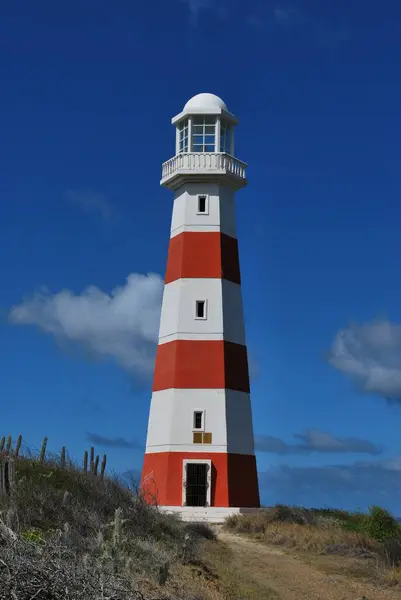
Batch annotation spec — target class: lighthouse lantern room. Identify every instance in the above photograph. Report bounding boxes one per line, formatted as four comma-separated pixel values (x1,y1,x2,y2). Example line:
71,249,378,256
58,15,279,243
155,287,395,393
140,93,260,522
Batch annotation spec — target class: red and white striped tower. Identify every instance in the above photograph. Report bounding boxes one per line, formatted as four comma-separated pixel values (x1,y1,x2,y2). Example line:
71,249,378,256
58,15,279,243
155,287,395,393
140,93,260,521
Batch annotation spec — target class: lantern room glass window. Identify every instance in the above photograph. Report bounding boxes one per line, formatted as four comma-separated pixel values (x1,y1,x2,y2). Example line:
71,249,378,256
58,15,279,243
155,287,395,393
192,116,216,153
220,120,232,154
178,119,189,153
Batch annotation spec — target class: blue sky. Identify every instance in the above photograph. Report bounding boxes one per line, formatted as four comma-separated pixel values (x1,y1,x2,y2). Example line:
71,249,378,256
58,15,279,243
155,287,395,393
1,0,401,513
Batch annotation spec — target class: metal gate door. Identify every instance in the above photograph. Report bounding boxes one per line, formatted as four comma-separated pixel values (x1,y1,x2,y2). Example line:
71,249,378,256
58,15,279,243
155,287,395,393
185,463,208,507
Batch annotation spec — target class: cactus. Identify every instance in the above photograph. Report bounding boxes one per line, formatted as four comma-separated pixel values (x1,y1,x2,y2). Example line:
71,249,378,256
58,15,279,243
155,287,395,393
158,561,170,585
14,435,22,458
90,446,94,473
113,508,122,548
96,530,104,551
94,455,99,476
5,436,12,454
96,509,125,574
100,454,107,480
82,553,91,568
125,557,133,572
5,507,19,533
112,508,123,573
0,455,16,500
62,491,71,506
62,522,72,547
39,437,48,462
83,450,88,473
7,457,15,497
0,436,4,451
60,446,66,468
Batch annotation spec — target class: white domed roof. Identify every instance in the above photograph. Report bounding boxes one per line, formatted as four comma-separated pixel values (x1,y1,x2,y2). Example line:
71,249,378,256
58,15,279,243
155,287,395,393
183,93,228,112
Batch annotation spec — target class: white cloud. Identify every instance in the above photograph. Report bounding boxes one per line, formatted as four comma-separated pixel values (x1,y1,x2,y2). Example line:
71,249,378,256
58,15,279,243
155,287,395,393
9,273,164,376
66,190,115,221
328,318,401,402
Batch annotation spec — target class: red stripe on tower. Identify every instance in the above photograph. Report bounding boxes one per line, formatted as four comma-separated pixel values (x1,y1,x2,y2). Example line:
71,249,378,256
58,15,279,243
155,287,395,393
140,93,260,520
152,340,250,392
165,232,241,284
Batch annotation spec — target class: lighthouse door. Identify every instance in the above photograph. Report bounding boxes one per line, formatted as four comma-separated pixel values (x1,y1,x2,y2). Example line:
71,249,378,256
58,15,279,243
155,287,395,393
185,463,208,507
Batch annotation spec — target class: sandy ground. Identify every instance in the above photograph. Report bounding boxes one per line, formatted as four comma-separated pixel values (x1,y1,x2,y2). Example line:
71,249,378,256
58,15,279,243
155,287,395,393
217,529,401,600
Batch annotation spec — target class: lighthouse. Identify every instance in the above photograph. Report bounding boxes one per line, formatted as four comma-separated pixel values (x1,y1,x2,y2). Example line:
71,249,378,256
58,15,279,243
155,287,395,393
140,93,260,522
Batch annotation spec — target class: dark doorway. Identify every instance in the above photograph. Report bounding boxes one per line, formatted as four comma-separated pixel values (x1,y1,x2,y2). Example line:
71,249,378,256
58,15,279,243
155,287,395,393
185,463,208,507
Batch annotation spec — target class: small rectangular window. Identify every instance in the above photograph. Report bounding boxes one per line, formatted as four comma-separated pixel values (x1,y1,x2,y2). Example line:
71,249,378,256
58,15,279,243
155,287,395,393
195,300,206,319
193,411,203,430
197,195,207,214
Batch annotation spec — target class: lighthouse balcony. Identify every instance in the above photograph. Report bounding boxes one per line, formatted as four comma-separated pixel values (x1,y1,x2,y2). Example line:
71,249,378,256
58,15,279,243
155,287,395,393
161,152,247,190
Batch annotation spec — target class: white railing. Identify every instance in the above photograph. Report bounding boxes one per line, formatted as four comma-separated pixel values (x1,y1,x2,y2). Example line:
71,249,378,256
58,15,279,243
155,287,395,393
161,152,247,181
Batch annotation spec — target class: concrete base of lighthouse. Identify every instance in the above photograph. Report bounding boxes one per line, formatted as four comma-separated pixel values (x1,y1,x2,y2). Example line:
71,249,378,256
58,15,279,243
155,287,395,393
158,506,262,524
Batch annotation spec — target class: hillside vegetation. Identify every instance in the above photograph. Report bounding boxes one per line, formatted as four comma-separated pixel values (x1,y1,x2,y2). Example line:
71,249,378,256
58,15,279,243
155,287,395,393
2,443,401,599
0,446,214,600
0,445,270,600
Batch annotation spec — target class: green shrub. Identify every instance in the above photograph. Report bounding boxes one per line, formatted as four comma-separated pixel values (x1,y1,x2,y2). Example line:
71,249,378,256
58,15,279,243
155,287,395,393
363,505,401,542
21,528,44,545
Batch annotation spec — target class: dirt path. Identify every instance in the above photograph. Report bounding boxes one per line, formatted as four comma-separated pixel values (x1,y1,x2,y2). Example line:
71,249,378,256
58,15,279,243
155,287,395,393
218,529,401,600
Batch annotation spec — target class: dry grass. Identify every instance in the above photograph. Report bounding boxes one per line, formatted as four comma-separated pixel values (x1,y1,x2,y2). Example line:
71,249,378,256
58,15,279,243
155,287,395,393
384,566,401,587
224,505,401,589
261,521,377,554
